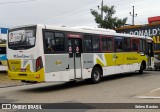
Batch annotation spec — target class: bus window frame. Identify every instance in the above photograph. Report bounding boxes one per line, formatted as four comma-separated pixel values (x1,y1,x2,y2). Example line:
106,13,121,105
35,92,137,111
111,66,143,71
83,35,93,53
43,29,68,54
8,26,37,50
131,38,140,52
115,36,123,52
100,35,114,53
92,35,101,52
124,37,131,52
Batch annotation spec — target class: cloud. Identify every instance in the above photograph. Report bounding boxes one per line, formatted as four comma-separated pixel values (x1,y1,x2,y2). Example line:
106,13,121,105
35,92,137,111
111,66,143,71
0,0,160,28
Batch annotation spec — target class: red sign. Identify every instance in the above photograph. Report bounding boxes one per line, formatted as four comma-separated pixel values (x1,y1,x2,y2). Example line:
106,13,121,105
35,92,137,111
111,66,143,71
76,47,79,52
69,47,72,52
67,34,81,38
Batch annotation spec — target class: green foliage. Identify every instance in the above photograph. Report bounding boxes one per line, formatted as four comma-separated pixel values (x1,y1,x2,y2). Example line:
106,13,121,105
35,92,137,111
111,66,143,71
91,5,127,29
0,39,6,44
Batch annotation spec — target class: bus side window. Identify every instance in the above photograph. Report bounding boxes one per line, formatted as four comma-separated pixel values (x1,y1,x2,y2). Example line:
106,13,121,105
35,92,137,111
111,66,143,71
107,37,114,52
101,38,107,51
44,32,55,52
124,38,131,52
132,38,139,51
84,36,92,52
55,33,65,51
92,36,100,51
101,37,113,52
115,37,123,52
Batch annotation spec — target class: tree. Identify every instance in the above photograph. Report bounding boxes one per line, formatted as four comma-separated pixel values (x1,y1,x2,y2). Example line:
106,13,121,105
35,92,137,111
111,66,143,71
91,5,127,29
0,39,6,44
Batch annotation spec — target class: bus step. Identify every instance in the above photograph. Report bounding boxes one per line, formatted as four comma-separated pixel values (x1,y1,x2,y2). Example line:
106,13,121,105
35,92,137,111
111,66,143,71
70,78,83,81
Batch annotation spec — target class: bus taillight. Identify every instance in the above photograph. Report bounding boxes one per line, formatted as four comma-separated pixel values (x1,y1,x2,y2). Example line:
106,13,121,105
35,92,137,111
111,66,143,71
36,56,43,72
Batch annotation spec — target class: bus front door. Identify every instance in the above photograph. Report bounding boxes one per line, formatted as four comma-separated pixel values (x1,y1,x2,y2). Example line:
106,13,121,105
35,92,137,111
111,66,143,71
147,42,154,69
68,38,82,79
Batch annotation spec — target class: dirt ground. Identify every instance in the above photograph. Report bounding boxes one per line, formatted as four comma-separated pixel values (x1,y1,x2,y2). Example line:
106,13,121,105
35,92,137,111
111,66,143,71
0,72,24,88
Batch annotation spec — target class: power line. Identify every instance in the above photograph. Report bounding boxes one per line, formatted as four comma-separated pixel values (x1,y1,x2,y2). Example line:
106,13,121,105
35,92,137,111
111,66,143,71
37,0,141,21
38,0,100,24
0,0,36,5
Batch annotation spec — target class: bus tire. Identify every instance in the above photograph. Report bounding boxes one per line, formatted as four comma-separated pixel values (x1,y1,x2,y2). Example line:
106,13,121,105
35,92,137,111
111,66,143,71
91,67,102,84
139,63,144,74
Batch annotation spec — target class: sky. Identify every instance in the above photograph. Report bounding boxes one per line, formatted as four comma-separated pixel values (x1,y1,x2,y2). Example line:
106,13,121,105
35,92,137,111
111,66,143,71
0,0,160,28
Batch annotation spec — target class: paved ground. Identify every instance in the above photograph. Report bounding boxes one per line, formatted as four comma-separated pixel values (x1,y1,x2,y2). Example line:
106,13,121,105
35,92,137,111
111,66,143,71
0,70,160,112
1,71,160,97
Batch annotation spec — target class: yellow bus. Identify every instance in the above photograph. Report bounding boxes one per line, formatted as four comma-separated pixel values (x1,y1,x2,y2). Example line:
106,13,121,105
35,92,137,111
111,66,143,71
0,44,7,71
7,24,154,83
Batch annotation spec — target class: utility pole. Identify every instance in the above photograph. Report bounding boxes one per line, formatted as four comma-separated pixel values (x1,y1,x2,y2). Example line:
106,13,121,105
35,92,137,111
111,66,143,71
98,0,104,28
101,0,103,21
129,6,137,25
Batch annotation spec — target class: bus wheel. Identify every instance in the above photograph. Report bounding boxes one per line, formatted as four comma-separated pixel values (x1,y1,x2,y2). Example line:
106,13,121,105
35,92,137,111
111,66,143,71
91,67,102,83
139,63,144,74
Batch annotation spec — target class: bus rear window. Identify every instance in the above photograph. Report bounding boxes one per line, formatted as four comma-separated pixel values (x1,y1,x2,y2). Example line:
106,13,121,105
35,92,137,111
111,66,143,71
8,27,36,50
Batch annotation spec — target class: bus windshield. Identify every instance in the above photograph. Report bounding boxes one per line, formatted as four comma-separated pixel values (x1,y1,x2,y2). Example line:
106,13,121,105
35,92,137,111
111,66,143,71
8,27,36,50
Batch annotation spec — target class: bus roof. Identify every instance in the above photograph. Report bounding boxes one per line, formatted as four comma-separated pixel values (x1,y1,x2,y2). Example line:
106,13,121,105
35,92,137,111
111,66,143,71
9,24,152,40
